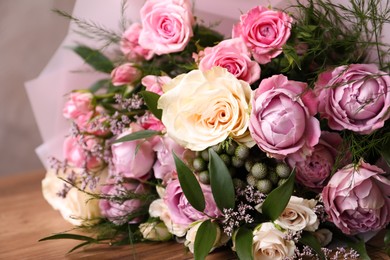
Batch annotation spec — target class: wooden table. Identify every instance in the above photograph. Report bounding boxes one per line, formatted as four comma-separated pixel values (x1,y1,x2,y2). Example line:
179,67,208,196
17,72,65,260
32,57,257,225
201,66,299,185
0,171,388,259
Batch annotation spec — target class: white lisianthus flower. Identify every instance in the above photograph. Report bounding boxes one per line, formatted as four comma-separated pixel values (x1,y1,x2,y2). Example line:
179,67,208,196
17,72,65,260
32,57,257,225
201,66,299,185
148,199,188,237
252,222,296,260
158,67,253,151
42,167,107,226
274,196,319,232
139,221,172,241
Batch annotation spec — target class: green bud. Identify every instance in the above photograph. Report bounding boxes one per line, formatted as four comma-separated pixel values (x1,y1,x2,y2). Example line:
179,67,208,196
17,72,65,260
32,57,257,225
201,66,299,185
229,167,237,177
251,162,268,179
219,153,231,166
246,174,257,186
235,145,250,160
211,143,223,154
201,150,209,161
193,157,206,172
225,142,238,156
245,159,254,172
233,178,245,189
276,163,291,178
278,178,288,187
268,169,279,185
232,156,244,168
198,171,210,184
256,179,273,194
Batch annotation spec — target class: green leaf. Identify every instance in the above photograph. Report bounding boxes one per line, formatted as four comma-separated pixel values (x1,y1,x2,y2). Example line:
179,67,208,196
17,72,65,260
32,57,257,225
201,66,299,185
89,79,111,93
380,138,390,167
235,227,253,260
384,229,390,246
261,169,295,221
299,232,325,260
113,130,161,144
140,91,162,120
174,153,205,212
68,241,91,253
208,149,235,211
73,45,114,73
346,238,371,260
194,220,217,260
39,233,97,243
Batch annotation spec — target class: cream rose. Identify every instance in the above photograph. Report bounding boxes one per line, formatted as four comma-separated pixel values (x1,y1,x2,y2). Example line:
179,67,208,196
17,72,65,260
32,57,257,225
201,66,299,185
274,196,319,232
42,167,107,226
252,222,296,260
139,221,172,241
158,67,252,151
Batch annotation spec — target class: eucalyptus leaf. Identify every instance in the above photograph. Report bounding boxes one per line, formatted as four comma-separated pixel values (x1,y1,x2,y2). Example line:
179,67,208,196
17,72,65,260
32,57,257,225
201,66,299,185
235,227,253,260
261,169,295,221
113,130,161,144
140,91,162,120
208,149,235,211
39,233,97,243
174,153,205,212
194,220,217,260
73,45,114,73
299,232,325,260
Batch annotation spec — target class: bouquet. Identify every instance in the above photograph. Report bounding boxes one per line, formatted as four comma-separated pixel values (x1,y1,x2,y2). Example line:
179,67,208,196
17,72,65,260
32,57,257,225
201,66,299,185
36,0,390,259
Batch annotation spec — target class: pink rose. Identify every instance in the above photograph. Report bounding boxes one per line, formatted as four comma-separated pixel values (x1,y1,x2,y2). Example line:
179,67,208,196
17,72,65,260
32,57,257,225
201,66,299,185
120,23,154,61
233,6,292,64
74,108,109,136
164,178,221,226
111,123,155,180
142,75,171,95
249,74,321,159
196,38,260,84
289,131,347,191
100,180,148,225
63,92,94,120
63,135,103,170
139,0,194,55
137,112,165,132
322,160,390,235
152,135,194,183
111,63,141,86
315,64,390,134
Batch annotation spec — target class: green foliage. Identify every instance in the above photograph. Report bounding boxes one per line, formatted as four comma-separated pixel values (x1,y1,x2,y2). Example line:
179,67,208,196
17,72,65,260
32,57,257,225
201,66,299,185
346,238,371,260
112,130,161,144
72,45,114,73
140,91,162,120
89,79,111,93
208,149,235,211
235,227,254,260
174,153,206,212
194,220,218,260
261,169,295,221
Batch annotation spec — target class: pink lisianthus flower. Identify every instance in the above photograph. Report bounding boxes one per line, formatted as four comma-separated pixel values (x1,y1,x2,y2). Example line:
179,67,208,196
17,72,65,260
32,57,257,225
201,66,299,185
152,135,194,183
322,160,390,235
63,92,94,120
164,178,221,226
111,123,155,180
120,23,154,61
111,63,141,86
315,64,390,134
249,74,321,160
142,75,171,95
137,112,165,132
233,5,293,64
196,38,260,84
139,0,195,55
100,180,148,225
63,135,104,171
288,131,347,191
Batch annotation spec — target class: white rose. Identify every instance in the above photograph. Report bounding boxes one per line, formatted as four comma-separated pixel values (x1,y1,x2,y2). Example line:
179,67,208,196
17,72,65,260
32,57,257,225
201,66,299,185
139,221,172,241
252,222,296,260
42,167,107,226
158,67,252,151
274,196,319,232
148,199,188,237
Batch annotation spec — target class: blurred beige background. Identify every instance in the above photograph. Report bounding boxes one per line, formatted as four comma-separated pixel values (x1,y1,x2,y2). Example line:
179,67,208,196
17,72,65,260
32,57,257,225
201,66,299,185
0,0,75,176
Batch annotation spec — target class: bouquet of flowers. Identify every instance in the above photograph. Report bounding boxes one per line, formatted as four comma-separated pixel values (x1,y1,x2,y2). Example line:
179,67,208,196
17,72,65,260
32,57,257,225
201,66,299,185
37,0,390,259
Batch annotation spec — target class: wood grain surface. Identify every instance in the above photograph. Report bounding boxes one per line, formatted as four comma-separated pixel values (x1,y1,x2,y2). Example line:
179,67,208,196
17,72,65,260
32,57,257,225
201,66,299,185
0,171,388,259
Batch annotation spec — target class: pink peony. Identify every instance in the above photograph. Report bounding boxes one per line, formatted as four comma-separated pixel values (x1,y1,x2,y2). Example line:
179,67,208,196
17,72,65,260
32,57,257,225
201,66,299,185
120,23,154,61
315,64,390,134
111,63,141,86
249,74,320,160
289,131,347,191
63,135,103,170
164,178,221,226
152,135,194,183
139,0,194,55
142,75,171,95
322,160,390,235
233,6,292,64
111,123,155,180
100,180,148,225
196,38,260,84
63,92,94,120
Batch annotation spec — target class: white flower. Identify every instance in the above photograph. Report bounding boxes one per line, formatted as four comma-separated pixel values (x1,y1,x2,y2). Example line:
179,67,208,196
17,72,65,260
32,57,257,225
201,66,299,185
158,67,252,151
274,196,319,232
139,221,172,241
252,222,296,260
148,199,188,237
42,167,107,226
